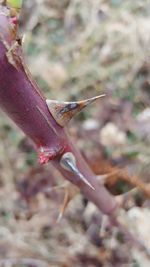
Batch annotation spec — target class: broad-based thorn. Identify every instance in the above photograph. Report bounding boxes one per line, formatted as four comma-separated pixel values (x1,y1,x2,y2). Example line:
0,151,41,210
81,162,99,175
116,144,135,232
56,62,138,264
60,152,95,190
46,94,105,127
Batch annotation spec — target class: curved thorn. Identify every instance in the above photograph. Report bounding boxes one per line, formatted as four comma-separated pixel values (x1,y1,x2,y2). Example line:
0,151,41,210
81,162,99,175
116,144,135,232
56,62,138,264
46,94,105,127
60,152,95,190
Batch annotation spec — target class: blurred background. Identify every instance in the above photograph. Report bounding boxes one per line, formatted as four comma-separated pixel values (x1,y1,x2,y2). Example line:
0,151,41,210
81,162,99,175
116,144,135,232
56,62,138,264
0,0,150,266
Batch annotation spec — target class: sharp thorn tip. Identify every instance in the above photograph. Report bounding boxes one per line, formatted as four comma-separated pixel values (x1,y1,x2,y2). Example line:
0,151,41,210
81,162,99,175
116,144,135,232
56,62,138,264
81,177,95,190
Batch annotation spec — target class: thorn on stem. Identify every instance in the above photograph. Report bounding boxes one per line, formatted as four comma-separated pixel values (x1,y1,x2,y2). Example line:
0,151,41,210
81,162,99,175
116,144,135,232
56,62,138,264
46,94,105,127
60,152,95,190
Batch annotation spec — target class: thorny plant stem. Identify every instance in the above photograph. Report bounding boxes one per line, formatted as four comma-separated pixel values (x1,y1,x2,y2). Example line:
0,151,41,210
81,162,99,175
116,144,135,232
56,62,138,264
0,4,116,215
0,3,149,256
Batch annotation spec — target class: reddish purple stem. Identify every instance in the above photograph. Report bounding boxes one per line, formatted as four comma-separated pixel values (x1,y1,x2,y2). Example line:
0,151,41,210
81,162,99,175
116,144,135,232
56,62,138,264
0,6,117,215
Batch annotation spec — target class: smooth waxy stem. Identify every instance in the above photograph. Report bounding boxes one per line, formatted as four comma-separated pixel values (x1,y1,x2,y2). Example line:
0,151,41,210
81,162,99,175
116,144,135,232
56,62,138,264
60,152,95,190
46,94,105,127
